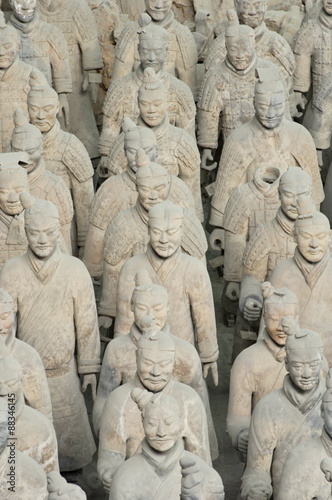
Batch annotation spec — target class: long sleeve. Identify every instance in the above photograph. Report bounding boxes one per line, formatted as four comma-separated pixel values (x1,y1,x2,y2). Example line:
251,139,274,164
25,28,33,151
70,175,95,248
174,26,198,98
114,259,137,336
197,68,224,149
74,2,103,71
47,27,73,94
293,23,314,93
182,389,212,465
224,228,249,283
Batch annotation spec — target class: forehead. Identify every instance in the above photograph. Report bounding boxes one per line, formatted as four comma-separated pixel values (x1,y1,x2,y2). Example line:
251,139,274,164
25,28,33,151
256,91,284,103
0,172,27,187
264,302,297,315
227,36,254,46
297,224,330,236
134,290,167,305
279,182,310,194
25,217,59,230
149,217,182,230
137,174,168,187
145,405,174,420
287,347,322,362
139,38,165,50
138,347,174,361
139,89,167,102
29,96,58,108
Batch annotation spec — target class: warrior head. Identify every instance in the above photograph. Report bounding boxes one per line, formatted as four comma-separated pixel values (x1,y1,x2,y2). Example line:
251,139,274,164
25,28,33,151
0,153,29,216
11,108,43,174
10,0,37,23
261,282,299,346
135,149,170,211
138,14,169,74
294,202,330,264
138,67,168,128
144,0,172,22
28,74,59,134
323,0,332,17
278,167,313,221
0,11,20,69
0,288,16,349
131,270,169,331
254,69,285,130
148,200,184,258
122,116,158,172
225,9,255,72
235,0,267,29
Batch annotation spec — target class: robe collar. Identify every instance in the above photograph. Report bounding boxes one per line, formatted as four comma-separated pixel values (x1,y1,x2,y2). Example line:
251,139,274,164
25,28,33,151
0,56,20,82
283,373,326,415
294,247,330,289
252,115,285,145
254,21,267,41
42,120,61,151
146,243,182,284
262,328,286,363
322,426,332,457
141,437,184,478
276,207,294,236
28,159,46,187
130,322,170,346
0,210,26,246
225,54,257,77
319,8,332,30
27,243,61,284
10,12,40,34
136,200,149,226
252,166,281,199
143,10,175,30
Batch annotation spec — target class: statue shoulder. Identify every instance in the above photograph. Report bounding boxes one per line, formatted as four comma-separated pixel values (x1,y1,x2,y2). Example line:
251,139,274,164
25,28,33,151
224,184,253,233
62,134,94,182
46,23,69,60
181,209,208,259
115,21,139,62
103,209,136,265
171,20,197,70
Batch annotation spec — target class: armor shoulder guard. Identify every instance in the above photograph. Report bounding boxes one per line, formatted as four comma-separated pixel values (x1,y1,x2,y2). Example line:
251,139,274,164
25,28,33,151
102,75,130,117
313,72,332,111
174,129,200,172
223,184,253,233
243,223,272,271
168,76,196,117
74,0,99,42
90,176,125,230
204,33,226,72
45,173,74,223
103,209,135,266
293,20,316,56
172,21,198,70
169,176,195,210
63,134,94,182
181,209,208,259
107,134,127,175
115,21,139,63
269,32,295,76
46,24,69,61
198,65,223,111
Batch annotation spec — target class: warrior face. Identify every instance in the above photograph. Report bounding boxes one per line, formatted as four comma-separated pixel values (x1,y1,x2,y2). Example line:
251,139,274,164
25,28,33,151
0,34,19,70
10,0,37,23
264,304,298,346
295,223,330,263
25,216,60,260
139,89,168,127
255,90,285,130
132,289,168,330
149,217,183,258
28,96,59,133
285,348,322,392
124,130,158,172
323,0,332,16
0,173,28,216
139,38,167,74
137,174,170,211
137,347,175,392
279,184,312,221
145,0,172,21
236,0,266,29
144,402,181,452
0,302,15,341
226,35,255,71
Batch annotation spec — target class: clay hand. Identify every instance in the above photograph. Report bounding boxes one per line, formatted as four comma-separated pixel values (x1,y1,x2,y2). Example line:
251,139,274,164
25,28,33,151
243,298,262,322
237,428,249,456
100,468,113,493
201,149,217,171
225,282,240,302
203,361,219,386
247,481,273,500
57,93,70,128
82,374,97,401
317,149,323,168
98,156,109,178
98,315,113,329
209,228,225,250
294,91,306,111
195,10,210,37
90,82,99,104
180,456,204,499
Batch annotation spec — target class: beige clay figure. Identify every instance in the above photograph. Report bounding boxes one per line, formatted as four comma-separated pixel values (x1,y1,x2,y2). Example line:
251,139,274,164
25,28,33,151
109,391,225,500
209,75,323,235
111,0,198,97
0,195,100,473
8,0,72,126
227,284,299,458
27,82,95,254
115,0,145,20
98,151,207,326
241,325,325,499
270,205,332,366
98,14,196,173
0,286,52,420
114,201,219,380
10,109,74,254
36,0,103,159
94,271,219,460
0,12,50,153
97,318,212,492
277,370,332,500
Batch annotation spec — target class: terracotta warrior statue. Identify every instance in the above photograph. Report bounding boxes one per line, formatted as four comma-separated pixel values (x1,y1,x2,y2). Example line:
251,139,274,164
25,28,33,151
204,0,295,108
293,0,332,114
0,11,49,153
0,195,101,473
111,0,198,97
239,168,313,325
27,81,95,254
197,10,284,167
277,370,332,500
98,14,195,171
10,109,74,254
106,68,203,218
222,165,281,304
0,153,30,269
209,75,323,235
270,206,332,366
0,354,59,474
241,325,325,499
0,286,52,420
114,201,219,381
98,151,207,325
115,0,145,20
98,320,211,492
109,391,225,499
94,271,219,460
8,0,72,126
36,0,103,159
227,284,299,459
